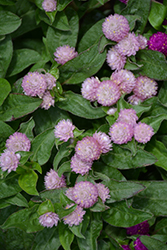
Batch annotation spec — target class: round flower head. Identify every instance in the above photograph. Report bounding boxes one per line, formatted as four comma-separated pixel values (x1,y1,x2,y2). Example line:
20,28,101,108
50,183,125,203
39,212,59,228
111,69,136,94
54,119,75,142
96,80,121,106
44,169,66,190
71,154,93,176
134,238,148,250
134,122,154,144
93,131,112,154
0,150,20,173
73,181,98,208
42,0,57,12
137,35,148,50
96,183,110,203
117,109,138,127
106,47,126,71
128,94,143,105
109,122,134,144
115,32,140,57
107,107,117,115
22,71,47,98
41,91,55,110
81,77,100,102
122,246,131,250
54,45,78,65
126,220,149,236
65,187,74,201
63,204,86,226
133,76,158,100
102,14,130,42
75,136,101,162
148,32,167,56
6,132,31,153
44,73,56,90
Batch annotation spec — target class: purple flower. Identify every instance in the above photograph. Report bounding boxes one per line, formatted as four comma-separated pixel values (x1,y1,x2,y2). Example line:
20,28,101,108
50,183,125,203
75,136,101,162
119,0,128,4
44,73,56,90
116,32,140,57
42,0,57,12
122,245,131,250
127,95,143,105
107,107,117,115
93,131,112,154
73,181,98,208
54,119,75,142
54,45,78,65
96,183,110,203
109,122,134,144
22,71,47,98
41,91,55,110
96,80,121,106
137,35,148,50
134,238,148,250
44,169,66,190
39,212,59,228
6,132,31,153
126,221,149,236
148,32,167,56
117,109,138,127
102,14,130,42
134,122,154,144
81,77,100,102
71,154,92,176
133,76,158,101
0,150,20,173
65,187,75,201
63,204,86,226
111,69,136,94
106,47,126,71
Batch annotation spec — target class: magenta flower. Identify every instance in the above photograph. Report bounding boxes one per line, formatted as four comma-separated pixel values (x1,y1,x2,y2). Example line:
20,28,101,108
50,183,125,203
134,122,154,144
0,150,20,173
121,245,131,250
54,45,78,65
117,109,138,127
6,132,31,153
96,183,110,203
137,35,148,50
148,32,167,56
42,0,57,12
133,76,158,100
127,94,143,105
44,73,56,90
93,131,112,154
119,0,128,4
39,212,59,228
126,220,149,236
41,91,55,110
102,14,130,42
75,136,101,162
81,77,100,102
54,119,75,142
63,204,86,226
73,181,98,208
22,71,47,98
106,47,126,71
44,169,66,190
96,80,121,106
71,154,92,176
134,238,148,250
109,122,134,144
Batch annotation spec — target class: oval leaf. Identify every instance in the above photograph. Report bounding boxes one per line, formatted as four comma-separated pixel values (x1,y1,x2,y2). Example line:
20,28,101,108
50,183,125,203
0,10,21,35
18,169,39,196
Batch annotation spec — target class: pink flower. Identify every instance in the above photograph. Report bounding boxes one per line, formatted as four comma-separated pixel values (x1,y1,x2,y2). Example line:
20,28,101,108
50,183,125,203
54,45,78,65
126,220,149,236
134,238,148,250
54,119,75,142
0,150,20,173
39,212,59,228
6,132,31,153
42,0,57,12
106,47,126,71
96,183,110,203
44,73,56,90
127,95,143,105
63,204,86,226
137,35,148,50
117,109,138,127
81,77,100,102
44,169,66,190
109,122,134,144
71,154,93,176
102,14,130,42
121,245,131,250
65,187,74,201
134,122,154,144
93,131,112,154
148,32,167,56
41,91,55,110
119,0,128,4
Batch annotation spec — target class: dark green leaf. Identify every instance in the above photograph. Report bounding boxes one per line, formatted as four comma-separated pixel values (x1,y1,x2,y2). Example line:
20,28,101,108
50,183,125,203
37,200,54,215
158,81,167,106
18,169,39,196
5,193,29,208
58,222,74,250
0,79,11,106
52,11,70,31
0,10,21,35
0,0,16,5
140,235,167,250
18,151,33,166
40,188,66,204
57,0,72,11
154,218,167,235
0,36,13,78
0,121,14,142
54,203,76,218
148,1,167,29
53,142,72,170
124,15,141,31
69,223,85,239
0,173,21,199
18,117,35,141
58,161,71,177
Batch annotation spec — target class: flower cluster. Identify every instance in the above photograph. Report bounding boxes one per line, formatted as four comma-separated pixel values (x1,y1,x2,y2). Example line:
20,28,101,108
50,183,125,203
42,0,57,12
148,31,167,56
54,45,78,65
44,169,66,190
54,119,75,142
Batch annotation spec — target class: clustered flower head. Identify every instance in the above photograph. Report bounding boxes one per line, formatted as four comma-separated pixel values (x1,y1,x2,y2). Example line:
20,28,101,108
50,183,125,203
148,31,167,56
54,45,78,65
39,212,59,228
54,119,75,142
134,238,148,250
81,77,100,102
134,122,154,144
106,47,126,71
42,0,57,12
44,169,66,190
93,131,112,154
41,91,55,110
109,122,134,144
0,150,20,173
96,183,110,203
121,245,131,250
126,221,149,236
63,204,86,226
117,108,138,127
71,154,93,176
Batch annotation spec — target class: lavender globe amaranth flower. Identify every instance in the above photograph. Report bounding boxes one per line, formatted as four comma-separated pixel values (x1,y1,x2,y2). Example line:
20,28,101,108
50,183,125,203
75,136,101,162
54,119,75,142
133,76,158,101
93,131,112,154
63,204,86,226
22,71,47,98
42,0,57,12
137,35,148,50
134,238,148,250
117,109,138,127
54,45,78,65
6,132,31,153
102,14,130,42
41,91,55,110
71,154,93,176
81,76,100,102
96,183,110,203
106,47,126,71
44,73,56,90
65,187,74,201
0,150,20,173
73,181,98,208
44,169,66,190
109,122,134,144
134,122,154,144
39,212,59,228
107,107,117,115
96,80,121,106
128,94,143,105
148,32,167,56
126,220,149,236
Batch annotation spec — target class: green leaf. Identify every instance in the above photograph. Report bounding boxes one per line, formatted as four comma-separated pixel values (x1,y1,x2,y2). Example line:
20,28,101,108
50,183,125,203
0,94,42,122
124,15,141,31
57,0,72,11
58,222,74,250
148,1,167,29
0,79,11,106
58,161,71,177
37,200,54,215
7,49,41,77
0,0,16,5
69,223,85,239
0,173,21,199
0,121,14,143
0,35,13,78
103,200,153,227
54,203,77,218
56,91,106,119
53,142,72,170
18,151,33,166
18,117,35,141
140,235,167,250
40,188,65,204
18,169,39,196
158,81,167,106
154,218,167,235
52,11,70,31
31,128,55,165
4,193,29,208
0,10,21,35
